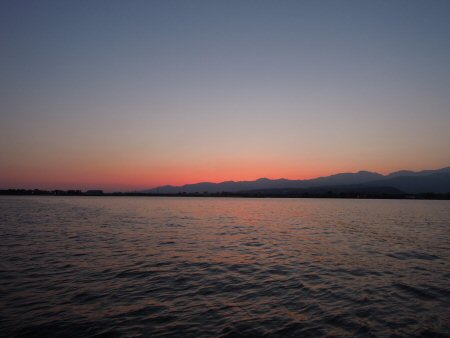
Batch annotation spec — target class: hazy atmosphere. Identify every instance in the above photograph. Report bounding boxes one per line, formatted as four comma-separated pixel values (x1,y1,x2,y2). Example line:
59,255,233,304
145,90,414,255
2,2,450,337
1,0,450,190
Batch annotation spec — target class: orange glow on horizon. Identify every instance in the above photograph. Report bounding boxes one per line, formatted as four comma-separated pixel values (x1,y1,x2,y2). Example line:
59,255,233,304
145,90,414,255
2,157,446,191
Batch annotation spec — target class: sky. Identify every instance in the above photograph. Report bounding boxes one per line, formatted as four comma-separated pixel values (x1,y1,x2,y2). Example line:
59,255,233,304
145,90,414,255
1,0,450,191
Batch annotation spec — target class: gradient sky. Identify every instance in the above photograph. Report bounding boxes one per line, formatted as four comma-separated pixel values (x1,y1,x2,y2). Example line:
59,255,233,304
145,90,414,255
1,1,450,190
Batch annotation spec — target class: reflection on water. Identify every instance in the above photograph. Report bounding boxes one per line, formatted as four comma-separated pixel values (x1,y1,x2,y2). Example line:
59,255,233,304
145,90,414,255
1,196,449,337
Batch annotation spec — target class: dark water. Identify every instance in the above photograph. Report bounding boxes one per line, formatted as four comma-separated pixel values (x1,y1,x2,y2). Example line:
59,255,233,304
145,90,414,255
1,197,449,337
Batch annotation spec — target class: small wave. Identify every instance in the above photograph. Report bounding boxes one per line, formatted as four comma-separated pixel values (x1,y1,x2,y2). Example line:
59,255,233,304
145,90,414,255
393,282,438,300
387,251,440,261
159,241,176,246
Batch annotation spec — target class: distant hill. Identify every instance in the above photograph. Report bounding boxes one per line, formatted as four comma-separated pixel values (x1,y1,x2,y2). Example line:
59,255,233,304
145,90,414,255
386,167,450,178
299,171,383,187
143,167,450,194
238,185,405,196
149,178,303,194
366,173,450,194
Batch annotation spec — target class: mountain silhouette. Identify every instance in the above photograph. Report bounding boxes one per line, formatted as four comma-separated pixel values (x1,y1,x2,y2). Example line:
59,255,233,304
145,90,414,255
144,167,450,194
366,172,450,193
238,185,405,196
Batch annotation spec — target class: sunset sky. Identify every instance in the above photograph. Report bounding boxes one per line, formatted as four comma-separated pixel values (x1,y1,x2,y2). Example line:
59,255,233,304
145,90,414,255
1,1,450,190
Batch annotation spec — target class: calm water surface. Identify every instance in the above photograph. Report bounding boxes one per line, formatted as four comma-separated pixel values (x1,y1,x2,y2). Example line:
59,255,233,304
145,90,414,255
0,197,449,337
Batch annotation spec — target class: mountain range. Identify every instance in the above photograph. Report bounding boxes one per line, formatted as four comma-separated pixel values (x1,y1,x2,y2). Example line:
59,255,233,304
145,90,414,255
144,167,450,195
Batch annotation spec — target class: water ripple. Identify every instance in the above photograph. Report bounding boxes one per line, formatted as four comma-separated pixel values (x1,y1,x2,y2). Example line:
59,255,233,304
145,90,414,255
0,196,449,337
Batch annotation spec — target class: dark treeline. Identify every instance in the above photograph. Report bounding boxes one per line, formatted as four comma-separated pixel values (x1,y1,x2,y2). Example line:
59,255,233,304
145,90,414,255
1,189,450,200
0,189,103,196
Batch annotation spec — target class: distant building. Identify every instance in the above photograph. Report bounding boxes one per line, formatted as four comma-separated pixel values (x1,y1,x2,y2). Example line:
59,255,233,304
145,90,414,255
86,190,103,195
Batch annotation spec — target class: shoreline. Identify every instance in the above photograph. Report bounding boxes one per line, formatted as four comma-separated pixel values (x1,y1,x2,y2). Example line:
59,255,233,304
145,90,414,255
1,190,450,200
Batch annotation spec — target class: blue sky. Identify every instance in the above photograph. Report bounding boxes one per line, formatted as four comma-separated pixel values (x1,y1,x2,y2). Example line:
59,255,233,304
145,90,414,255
1,1,449,189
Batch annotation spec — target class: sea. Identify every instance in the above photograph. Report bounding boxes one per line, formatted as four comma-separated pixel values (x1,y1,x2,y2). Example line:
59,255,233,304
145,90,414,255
0,196,449,337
